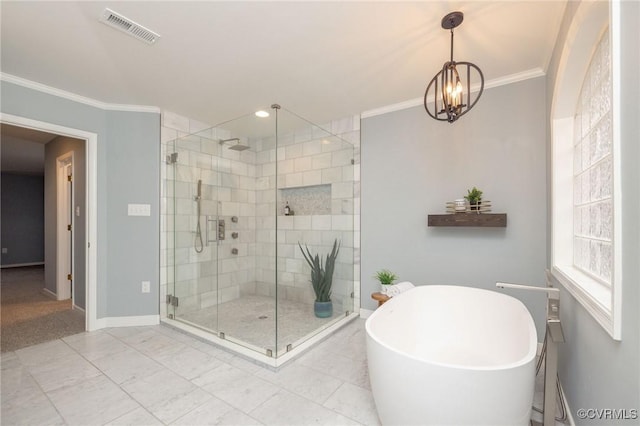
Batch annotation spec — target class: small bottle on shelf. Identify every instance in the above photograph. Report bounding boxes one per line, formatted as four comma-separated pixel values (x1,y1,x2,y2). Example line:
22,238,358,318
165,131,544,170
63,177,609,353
284,201,290,216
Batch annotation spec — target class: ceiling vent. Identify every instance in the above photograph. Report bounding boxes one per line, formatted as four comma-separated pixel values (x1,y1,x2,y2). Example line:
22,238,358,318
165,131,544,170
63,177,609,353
99,8,160,45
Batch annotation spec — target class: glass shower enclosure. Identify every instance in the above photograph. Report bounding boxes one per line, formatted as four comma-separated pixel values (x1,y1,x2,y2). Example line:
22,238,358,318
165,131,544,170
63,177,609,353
162,105,357,365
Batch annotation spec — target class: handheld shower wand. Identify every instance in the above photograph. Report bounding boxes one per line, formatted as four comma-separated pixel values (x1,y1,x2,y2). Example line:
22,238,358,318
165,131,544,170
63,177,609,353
194,179,203,253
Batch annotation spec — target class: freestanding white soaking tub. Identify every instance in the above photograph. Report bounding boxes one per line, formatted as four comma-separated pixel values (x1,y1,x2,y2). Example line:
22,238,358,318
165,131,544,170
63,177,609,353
366,285,537,426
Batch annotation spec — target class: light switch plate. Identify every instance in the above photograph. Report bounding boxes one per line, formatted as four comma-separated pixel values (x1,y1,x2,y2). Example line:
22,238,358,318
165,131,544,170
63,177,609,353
128,203,151,216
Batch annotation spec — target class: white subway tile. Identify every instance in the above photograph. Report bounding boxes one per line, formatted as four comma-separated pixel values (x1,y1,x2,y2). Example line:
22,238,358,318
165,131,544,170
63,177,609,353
256,177,270,190
312,153,332,170
279,159,294,174
262,163,276,177
294,157,312,172
321,167,343,184
303,170,322,186
286,144,303,159
285,230,303,244
332,149,353,167
231,161,248,176
221,202,239,216
217,158,231,173
279,216,294,230
302,230,322,245
303,140,322,156
311,215,331,230
257,150,271,164
332,215,352,231
285,172,303,188
293,215,312,230
286,258,304,274
332,182,353,199
218,187,231,202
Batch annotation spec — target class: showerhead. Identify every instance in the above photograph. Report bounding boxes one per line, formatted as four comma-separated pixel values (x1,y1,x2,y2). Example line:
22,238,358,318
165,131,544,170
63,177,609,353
219,138,250,151
228,144,250,151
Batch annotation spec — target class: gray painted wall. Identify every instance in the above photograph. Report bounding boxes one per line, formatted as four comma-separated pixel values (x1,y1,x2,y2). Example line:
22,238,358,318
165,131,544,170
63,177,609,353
1,81,161,319
546,1,640,422
43,136,86,307
361,77,548,338
106,111,160,316
0,173,44,266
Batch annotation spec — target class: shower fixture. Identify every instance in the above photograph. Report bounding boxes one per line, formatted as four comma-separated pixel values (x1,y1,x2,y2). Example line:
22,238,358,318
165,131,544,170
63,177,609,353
219,138,250,151
166,152,178,164
194,179,204,253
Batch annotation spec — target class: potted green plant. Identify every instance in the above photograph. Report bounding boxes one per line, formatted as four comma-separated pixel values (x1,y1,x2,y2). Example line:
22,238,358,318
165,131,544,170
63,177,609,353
464,186,483,211
299,239,340,318
375,269,397,293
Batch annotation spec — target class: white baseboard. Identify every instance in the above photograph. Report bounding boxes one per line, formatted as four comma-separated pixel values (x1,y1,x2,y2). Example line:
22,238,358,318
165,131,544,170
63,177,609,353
42,288,57,299
93,314,160,330
73,304,86,313
1,262,45,268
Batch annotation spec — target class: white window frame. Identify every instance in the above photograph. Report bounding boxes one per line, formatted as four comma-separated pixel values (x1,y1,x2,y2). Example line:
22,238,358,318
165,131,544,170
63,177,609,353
550,0,621,340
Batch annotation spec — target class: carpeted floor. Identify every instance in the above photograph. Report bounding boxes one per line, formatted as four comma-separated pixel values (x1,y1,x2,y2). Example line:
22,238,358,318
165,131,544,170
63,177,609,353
1,266,85,352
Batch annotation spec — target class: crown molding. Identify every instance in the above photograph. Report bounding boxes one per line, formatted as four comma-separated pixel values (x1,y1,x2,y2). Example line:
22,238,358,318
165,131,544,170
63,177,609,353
1,73,160,114
361,67,546,119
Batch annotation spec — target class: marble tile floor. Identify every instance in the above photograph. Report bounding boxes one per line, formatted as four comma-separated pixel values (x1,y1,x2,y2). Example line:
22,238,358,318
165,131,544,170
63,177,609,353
178,295,346,353
1,318,379,426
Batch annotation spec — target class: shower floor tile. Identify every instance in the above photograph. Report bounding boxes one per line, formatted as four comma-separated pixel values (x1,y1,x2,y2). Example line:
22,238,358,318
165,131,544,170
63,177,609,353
177,295,345,352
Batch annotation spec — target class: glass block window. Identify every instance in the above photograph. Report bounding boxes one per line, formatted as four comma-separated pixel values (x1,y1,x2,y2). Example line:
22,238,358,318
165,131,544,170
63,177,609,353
573,29,613,286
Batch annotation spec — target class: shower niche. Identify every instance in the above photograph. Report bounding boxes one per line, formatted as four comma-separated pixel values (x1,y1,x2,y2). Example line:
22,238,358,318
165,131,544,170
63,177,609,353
161,105,358,366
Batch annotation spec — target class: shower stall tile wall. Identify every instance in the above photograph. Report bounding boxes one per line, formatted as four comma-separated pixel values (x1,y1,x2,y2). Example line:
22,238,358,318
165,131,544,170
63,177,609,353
160,108,360,362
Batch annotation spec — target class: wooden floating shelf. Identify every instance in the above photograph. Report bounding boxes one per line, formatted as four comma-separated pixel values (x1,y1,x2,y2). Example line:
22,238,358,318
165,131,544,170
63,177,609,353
428,213,507,228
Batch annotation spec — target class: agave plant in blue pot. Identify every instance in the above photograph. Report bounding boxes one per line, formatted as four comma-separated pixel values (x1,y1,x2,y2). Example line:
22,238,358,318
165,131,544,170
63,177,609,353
299,239,340,318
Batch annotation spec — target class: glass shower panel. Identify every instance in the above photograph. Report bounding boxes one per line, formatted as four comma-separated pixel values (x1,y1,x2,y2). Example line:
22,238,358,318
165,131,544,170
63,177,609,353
213,112,277,355
274,109,355,356
164,105,357,363
170,131,220,332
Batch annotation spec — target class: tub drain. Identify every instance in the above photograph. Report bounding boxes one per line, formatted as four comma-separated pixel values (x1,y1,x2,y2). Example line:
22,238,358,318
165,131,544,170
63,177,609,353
258,315,268,319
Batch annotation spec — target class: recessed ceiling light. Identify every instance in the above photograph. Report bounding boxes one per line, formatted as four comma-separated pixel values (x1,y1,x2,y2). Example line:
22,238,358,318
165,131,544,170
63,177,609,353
255,110,270,118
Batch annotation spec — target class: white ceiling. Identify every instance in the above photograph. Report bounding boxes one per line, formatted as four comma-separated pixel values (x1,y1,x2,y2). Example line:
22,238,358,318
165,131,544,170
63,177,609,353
0,124,58,175
1,1,567,128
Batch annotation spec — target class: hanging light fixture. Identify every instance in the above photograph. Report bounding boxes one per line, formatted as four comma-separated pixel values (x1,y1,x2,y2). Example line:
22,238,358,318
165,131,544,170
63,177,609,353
424,11,484,123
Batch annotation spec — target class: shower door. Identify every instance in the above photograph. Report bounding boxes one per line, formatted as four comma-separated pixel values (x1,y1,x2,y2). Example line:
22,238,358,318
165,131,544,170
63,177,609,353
168,131,221,335
212,112,277,356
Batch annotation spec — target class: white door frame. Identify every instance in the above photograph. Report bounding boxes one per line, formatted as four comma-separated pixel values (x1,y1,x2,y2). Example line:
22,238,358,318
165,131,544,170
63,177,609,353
56,153,74,301
0,113,98,331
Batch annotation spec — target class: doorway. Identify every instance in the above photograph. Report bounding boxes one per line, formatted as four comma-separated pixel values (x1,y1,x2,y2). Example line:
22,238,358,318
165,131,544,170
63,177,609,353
0,113,98,334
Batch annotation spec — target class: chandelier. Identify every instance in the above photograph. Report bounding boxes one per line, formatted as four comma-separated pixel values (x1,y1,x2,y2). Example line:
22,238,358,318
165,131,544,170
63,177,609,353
424,12,484,123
